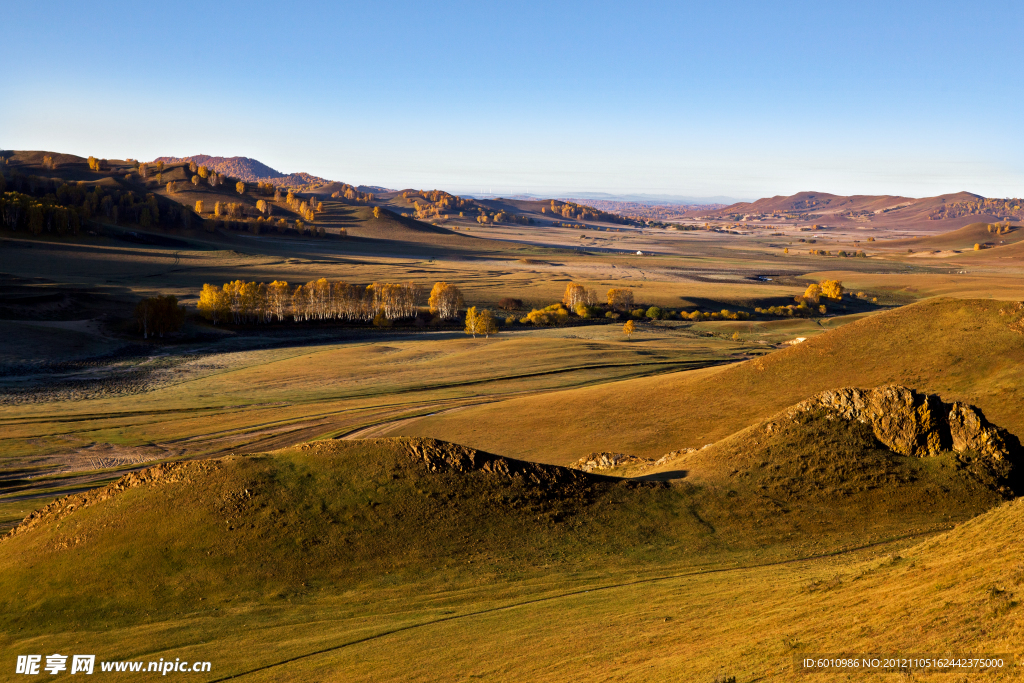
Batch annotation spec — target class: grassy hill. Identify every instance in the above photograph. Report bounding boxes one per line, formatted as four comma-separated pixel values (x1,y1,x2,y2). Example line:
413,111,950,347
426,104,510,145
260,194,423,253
0,431,1015,680
386,298,1024,464
235,491,1024,681
152,155,331,187
715,190,915,215
0,431,1006,625
0,150,480,251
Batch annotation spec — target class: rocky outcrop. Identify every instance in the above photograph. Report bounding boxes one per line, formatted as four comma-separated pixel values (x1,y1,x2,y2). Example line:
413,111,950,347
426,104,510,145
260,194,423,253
948,402,1015,462
4,460,220,541
401,438,594,485
786,385,1019,470
568,452,654,473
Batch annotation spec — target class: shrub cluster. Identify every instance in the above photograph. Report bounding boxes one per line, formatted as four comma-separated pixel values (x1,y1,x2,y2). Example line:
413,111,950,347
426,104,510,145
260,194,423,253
685,309,752,321
521,303,570,326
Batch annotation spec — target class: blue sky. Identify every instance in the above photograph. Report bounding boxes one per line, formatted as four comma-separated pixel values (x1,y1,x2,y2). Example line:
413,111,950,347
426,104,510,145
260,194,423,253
2,1,1022,200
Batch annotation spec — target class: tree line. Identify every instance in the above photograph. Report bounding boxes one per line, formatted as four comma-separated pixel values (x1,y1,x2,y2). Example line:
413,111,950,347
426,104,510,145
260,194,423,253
192,277,859,331
753,280,855,318
197,279,468,325
541,199,629,224
332,184,375,204
1,171,195,234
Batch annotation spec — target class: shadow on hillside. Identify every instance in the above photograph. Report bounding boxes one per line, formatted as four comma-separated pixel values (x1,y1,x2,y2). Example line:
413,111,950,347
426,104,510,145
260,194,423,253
633,470,688,482
679,293,887,315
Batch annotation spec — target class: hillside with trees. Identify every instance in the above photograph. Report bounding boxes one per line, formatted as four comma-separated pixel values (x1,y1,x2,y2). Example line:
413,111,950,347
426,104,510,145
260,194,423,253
152,155,332,188
0,151,341,240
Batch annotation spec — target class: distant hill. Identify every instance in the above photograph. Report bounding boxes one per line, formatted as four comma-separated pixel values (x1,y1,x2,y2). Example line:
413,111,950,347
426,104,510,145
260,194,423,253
151,154,332,187
558,198,728,222
884,221,1024,252
488,191,743,205
685,190,1022,230
709,190,917,215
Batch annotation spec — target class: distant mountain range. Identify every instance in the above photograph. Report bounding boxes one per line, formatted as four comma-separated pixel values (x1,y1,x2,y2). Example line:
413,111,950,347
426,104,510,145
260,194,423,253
557,191,744,205
151,155,332,187
684,190,1023,230
471,191,743,205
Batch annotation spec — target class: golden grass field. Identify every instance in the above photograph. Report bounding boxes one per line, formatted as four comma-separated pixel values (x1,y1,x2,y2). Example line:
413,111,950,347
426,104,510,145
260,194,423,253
3,153,1024,681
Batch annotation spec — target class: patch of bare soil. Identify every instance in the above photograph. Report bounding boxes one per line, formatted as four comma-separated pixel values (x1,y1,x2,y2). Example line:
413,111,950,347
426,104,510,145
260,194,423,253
0,353,225,405
4,443,183,480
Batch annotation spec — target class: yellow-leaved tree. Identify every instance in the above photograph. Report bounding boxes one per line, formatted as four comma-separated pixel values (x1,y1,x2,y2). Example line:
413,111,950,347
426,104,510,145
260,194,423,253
267,281,290,322
563,283,597,310
465,308,498,338
464,306,480,337
623,319,635,340
802,283,821,303
197,283,229,324
607,288,634,311
428,282,464,319
820,279,844,300
478,309,498,337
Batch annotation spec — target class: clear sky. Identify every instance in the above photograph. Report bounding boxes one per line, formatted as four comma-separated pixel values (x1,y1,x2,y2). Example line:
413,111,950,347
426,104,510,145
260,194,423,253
2,1,1022,200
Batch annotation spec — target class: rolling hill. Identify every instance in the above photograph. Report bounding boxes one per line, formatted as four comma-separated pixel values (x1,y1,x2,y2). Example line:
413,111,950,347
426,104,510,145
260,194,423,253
689,190,1021,231
882,221,1024,252
2,424,1010,622
152,154,332,187
384,298,1024,465
707,190,917,216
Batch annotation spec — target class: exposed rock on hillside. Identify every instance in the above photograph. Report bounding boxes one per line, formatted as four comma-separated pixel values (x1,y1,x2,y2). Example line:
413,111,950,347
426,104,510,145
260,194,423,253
644,384,1020,497
568,452,654,473
784,385,1019,471
400,437,598,486
4,460,220,541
